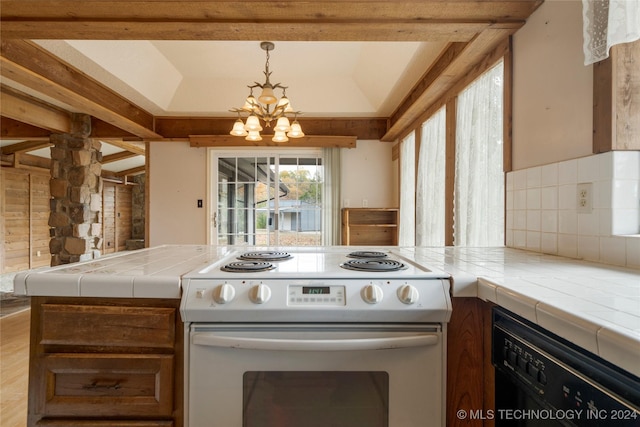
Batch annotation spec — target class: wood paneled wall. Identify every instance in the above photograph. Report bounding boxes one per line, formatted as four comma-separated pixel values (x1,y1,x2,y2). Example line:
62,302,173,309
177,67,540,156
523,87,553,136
1,168,51,273
102,182,132,254
1,170,135,274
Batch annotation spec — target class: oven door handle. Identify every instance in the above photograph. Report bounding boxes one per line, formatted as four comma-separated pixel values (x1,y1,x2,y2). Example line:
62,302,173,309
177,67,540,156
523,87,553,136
192,333,439,351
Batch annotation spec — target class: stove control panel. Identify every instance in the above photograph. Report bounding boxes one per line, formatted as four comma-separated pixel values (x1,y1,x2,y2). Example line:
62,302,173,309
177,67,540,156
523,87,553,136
288,285,345,306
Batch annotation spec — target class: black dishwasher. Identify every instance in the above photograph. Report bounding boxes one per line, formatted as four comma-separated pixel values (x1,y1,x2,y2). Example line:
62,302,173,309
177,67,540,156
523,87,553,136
492,307,640,426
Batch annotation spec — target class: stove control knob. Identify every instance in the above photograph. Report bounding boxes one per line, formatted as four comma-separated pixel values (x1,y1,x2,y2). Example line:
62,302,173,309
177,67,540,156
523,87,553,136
249,283,272,304
361,284,384,304
397,284,419,305
213,283,235,304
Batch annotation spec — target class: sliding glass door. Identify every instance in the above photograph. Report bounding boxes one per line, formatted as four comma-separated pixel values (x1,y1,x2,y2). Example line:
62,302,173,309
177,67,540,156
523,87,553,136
212,150,323,246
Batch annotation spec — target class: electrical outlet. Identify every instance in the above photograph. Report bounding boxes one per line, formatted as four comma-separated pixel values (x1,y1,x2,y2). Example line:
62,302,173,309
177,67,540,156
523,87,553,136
576,182,593,213
362,199,368,207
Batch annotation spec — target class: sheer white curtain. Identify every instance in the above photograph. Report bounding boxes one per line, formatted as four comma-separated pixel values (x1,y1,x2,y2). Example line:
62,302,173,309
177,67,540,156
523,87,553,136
322,147,341,245
454,61,504,247
416,108,446,246
399,132,416,246
583,0,640,65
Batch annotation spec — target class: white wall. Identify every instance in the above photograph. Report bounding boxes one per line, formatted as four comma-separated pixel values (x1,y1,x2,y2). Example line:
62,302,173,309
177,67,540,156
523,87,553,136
341,140,397,208
512,0,593,170
148,140,208,246
148,140,396,245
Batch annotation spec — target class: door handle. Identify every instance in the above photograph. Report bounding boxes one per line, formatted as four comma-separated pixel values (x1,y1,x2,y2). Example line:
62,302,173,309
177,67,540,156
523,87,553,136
192,333,439,351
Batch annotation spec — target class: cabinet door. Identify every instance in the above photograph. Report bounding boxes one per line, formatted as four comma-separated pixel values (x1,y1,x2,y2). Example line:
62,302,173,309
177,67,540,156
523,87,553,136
37,354,174,417
40,304,176,350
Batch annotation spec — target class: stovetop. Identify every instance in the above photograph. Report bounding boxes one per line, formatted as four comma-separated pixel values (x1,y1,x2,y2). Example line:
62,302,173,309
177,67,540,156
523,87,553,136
186,247,448,280
180,247,452,324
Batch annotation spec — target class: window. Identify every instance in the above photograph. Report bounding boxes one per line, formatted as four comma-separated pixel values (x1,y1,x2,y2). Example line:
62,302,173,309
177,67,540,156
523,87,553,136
211,149,325,246
454,61,504,246
416,107,446,246
400,59,505,247
399,131,416,246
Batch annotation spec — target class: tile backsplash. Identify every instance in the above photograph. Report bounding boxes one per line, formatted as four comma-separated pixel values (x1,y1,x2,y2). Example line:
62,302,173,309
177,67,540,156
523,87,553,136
506,151,640,268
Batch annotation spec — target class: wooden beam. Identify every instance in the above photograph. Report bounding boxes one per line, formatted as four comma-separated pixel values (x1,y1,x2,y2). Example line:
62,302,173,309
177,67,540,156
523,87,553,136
0,88,70,133
594,41,640,152
1,117,51,139
394,37,512,143
383,26,521,142
0,1,542,40
102,151,139,164
1,140,52,155
114,166,146,177
444,98,456,246
14,152,51,170
0,40,161,139
99,139,145,156
1,22,489,42
156,117,387,140
0,1,544,22
189,135,356,148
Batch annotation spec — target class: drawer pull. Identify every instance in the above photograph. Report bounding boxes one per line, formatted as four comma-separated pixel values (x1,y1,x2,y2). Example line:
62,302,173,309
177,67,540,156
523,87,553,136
83,381,122,391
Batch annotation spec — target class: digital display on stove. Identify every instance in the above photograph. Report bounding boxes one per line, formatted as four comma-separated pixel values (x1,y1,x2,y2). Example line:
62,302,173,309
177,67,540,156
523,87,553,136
288,285,345,306
302,286,330,295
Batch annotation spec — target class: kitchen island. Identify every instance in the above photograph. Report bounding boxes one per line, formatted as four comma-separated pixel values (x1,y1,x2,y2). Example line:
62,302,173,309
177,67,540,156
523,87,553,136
14,245,640,426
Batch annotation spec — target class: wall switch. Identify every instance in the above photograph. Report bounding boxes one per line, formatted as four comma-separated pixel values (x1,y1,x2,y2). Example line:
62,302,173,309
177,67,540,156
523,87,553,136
344,199,350,208
576,182,593,213
197,199,203,208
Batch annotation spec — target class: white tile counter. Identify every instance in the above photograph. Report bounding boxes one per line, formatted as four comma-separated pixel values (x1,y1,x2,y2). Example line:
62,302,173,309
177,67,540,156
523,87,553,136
397,247,640,377
14,245,640,377
13,245,234,299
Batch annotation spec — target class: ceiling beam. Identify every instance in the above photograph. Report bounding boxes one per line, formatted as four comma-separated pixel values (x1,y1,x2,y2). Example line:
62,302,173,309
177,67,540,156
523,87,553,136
1,140,52,155
1,117,51,140
1,22,489,42
383,25,521,141
99,139,146,156
0,1,542,40
114,165,146,177
0,86,71,133
102,151,140,164
190,135,357,148
156,117,387,140
0,40,161,139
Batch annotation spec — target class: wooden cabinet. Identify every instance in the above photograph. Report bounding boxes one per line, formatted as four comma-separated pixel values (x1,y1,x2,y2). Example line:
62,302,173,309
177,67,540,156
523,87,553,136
446,298,495,427
341,208,399,246
28,297,183,427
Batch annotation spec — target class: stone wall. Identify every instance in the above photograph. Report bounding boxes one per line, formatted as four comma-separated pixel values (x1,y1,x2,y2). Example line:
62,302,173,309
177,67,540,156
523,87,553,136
131,174,146,240
48,114,103,265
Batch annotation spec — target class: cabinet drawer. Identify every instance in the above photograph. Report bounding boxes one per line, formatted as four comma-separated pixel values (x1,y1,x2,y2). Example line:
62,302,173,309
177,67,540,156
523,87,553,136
36,421,173,426
40,304,175,349
37,354,174,417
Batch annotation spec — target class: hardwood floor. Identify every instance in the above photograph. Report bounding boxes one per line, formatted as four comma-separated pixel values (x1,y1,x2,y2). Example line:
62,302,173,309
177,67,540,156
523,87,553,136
0,308,30,427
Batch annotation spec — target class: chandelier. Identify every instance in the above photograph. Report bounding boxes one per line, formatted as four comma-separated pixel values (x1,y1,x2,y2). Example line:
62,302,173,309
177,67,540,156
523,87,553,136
229,41,305,142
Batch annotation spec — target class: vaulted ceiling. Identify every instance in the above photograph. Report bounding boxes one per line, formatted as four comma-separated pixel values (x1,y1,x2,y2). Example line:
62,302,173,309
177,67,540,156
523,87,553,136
0,1,543,177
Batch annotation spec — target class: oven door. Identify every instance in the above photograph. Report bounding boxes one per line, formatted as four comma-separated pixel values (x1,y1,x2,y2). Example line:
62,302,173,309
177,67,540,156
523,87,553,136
187,323,445,427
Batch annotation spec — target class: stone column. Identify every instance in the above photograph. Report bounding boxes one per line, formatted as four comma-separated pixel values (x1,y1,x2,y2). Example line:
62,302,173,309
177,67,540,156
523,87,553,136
49,114,103,266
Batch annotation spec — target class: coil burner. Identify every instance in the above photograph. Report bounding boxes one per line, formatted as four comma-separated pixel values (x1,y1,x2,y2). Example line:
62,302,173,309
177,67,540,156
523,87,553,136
237,251,292,261
221,261,275,273
347,251,388,259
340,258,407,272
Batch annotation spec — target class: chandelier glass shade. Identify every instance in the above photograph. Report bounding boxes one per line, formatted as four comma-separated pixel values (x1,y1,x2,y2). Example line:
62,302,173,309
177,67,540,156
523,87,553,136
229,42,304,142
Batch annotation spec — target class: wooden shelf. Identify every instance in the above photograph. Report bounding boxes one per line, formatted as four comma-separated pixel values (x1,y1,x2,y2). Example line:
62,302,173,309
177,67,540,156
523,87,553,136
341,208,398,246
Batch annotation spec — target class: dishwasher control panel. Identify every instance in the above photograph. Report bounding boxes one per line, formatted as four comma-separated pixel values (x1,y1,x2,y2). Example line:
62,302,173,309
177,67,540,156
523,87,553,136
492,308,640,426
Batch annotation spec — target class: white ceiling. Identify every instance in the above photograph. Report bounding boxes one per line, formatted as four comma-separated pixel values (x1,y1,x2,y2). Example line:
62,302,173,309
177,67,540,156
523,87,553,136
2,39,448,174
32,40,447,117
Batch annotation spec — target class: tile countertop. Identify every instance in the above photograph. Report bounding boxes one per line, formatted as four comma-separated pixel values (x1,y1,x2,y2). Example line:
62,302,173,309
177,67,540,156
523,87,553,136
13,245,235,299
13,245,639,377
396,247,640,377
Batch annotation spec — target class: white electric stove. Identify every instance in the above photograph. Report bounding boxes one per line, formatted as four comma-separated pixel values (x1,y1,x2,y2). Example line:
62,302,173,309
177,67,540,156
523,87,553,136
180,247,452,427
